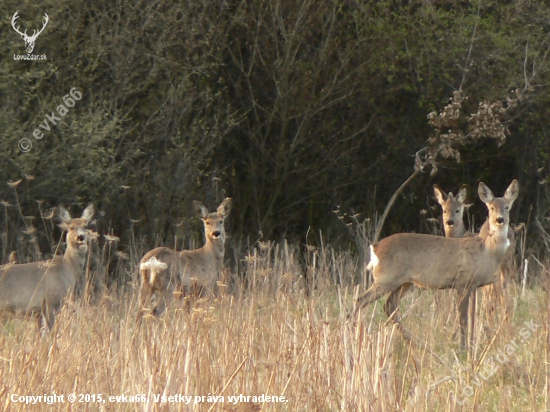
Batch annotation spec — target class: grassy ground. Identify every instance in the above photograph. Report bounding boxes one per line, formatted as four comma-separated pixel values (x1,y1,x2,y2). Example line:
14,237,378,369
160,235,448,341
0,242,548,411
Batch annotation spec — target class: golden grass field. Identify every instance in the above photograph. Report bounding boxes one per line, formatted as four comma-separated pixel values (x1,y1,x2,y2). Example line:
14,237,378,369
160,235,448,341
0,241,548,411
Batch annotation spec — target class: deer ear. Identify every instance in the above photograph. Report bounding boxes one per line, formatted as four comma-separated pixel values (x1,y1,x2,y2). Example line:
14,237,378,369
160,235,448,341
57,206,71,224
217,198,232,218
478,182,494,204
456,185,468,203
504,179,519,203
193,201,209,219
81,204,95,223
57,206,72,230
433,185,447,206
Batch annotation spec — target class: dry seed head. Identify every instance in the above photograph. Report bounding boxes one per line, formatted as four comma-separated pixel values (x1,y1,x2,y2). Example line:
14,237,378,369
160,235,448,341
104,234,120,243
115,251,129,259
7,179,22,188
22,225,36,235
258,241,271,250
243,254,257,263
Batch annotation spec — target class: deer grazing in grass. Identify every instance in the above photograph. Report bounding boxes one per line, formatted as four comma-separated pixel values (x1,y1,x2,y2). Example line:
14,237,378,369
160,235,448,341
355,180,518,349
138,198,232,320
0,204,94,330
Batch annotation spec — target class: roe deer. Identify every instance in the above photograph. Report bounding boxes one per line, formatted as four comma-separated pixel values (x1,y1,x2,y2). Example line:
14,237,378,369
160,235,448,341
479,202,516,328
435,184,515,344
138,198,232,320
433,184,468,238
434,184,481,343
0,204,94,330
355,180,518,349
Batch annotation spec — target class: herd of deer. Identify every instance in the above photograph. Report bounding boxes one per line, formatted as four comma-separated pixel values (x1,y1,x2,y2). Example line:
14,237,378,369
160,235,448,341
0,180,519,349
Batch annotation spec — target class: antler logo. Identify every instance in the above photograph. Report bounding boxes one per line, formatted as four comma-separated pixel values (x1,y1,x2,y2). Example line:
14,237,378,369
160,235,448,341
11,11,49,54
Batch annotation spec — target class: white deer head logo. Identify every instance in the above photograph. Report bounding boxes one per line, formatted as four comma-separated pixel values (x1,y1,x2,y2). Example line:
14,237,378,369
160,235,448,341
11,11,49,54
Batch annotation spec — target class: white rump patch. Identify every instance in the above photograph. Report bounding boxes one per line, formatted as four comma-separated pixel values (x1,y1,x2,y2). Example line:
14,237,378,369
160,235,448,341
366,245,379,271
140,257,168,285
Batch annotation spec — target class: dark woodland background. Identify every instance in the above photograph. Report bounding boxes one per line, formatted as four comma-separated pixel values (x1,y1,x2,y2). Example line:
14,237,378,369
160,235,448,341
1,0,549,277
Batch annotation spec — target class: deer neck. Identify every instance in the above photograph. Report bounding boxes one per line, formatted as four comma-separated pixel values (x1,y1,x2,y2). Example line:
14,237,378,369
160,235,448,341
204,236,225,259
62,245,87,279
445,221,466,238
480,224,509,259
178,237,225,261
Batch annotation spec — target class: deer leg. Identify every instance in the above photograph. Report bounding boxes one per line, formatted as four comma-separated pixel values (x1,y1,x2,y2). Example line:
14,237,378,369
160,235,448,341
41,299,56,331
469,288,476,348
383,283,413,340
153,284,173,317
137,289,152,321
457,288,473,350
354,283,391,316
481,282,497,342
182,285,192,313
487,280,500,322
137,269,153,322
383,283,412,319
36,311,46,331
187,283,204,311
499,266,511,327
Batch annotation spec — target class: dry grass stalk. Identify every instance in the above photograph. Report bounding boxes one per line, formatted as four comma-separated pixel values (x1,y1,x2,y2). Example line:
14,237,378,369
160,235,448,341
0,237,546,411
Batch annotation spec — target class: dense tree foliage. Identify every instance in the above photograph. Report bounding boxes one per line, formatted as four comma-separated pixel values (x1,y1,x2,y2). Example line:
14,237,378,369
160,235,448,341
1,0,549,265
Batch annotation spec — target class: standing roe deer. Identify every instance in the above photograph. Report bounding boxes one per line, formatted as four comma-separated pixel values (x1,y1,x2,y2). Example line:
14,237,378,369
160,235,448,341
479,200,516,328
0,204,94,330
355,180,518,349
138,198,232,320
433,184,468,238
434,184,480,342
434,184,514,343
435,183,516,333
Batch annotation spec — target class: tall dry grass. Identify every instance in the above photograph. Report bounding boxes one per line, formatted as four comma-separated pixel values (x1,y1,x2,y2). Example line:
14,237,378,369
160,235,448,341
0,238,548,411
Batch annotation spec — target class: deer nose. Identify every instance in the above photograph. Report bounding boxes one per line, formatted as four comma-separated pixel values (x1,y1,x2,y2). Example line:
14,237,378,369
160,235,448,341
213,231,221,238
445,220,454,227
496,217,505,225
77,234,86,242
